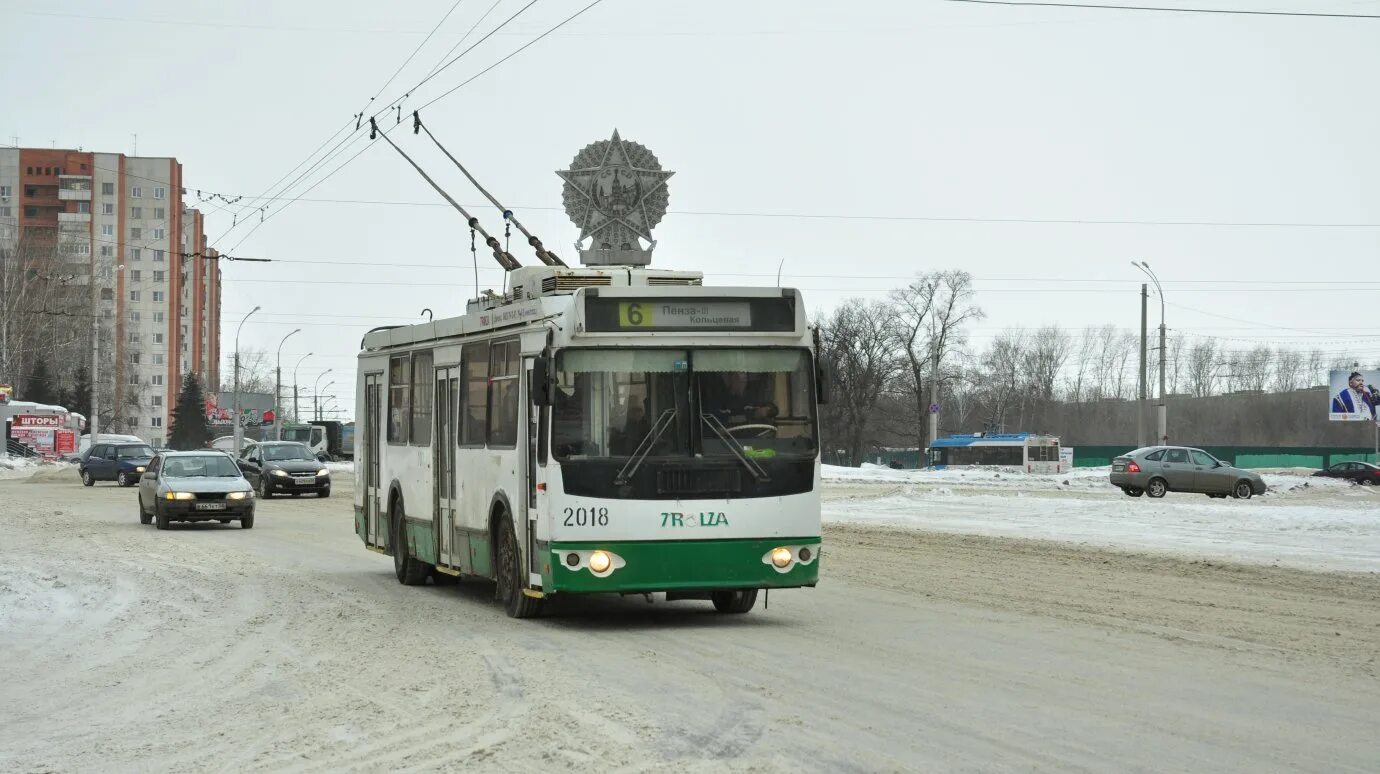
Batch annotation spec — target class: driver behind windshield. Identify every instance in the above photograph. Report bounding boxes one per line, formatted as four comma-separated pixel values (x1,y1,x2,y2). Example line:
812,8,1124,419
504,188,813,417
700,371,778,423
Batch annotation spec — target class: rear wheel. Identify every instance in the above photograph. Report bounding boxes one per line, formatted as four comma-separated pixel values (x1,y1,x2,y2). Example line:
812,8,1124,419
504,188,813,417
495,511,543,619
1360,479,1373,486
1232,480,1254,500
1146,477,1168,499
711,589,758,614
392,498,430,586
1123,487,1144,498
81,469,94,487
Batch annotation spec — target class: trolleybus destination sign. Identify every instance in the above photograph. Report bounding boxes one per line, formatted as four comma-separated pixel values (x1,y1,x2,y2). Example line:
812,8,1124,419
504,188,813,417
618,301,751,329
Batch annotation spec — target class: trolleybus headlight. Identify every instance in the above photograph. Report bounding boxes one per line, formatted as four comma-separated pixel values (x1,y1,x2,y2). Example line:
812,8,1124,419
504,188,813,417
769,547,793,568
588,550,612,574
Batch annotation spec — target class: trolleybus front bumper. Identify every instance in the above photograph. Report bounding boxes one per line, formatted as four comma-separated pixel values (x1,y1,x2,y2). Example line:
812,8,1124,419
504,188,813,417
545,537,820,594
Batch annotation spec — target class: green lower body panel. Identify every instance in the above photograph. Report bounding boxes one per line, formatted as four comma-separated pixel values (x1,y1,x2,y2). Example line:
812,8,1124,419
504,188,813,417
545,537,821,594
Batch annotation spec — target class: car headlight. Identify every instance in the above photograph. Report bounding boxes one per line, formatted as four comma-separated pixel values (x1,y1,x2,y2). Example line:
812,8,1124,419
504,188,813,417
316,469,330,477
164,492,195,500
226,491,252,500
271,469,290,477
135,466,146,473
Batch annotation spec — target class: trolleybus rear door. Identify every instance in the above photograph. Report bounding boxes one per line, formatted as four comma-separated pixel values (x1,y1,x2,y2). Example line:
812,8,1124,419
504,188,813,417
523,355,542,582
434,367,459,567
364,373,384,546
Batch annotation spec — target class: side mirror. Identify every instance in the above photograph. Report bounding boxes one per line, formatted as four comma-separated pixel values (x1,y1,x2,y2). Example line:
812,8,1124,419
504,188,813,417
317,453,329,463
532,356,551,407
141,471,156,481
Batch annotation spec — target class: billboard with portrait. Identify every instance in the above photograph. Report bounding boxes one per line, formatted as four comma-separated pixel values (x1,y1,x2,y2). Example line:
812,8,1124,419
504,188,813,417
1328,369,1380,423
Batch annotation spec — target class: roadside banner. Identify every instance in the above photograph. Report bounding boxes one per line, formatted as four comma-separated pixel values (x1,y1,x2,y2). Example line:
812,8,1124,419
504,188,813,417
1328,369,1380,424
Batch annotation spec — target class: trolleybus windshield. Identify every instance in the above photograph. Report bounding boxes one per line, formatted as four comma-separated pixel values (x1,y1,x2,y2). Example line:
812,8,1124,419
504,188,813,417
551,348,817,462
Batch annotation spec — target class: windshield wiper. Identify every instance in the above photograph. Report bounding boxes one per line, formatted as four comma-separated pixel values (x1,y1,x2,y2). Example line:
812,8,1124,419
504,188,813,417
614,409,678,486
700,414,770,483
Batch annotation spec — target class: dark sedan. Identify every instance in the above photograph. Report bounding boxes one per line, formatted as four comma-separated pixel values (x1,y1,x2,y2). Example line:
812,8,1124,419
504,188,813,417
1313,461,1380,486
80,442,155,487
237,441,331,499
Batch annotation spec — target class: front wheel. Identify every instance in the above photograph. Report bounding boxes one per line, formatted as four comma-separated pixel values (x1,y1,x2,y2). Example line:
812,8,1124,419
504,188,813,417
138,498,152,525
258,476,273,500
1146,478,1168,499
155,503,170,531
1123,487,1144,498
117,471,131,487
241,513,255,529
319,488,331,499
1232,481,1254,500
495,512,543,618
711,589,758,614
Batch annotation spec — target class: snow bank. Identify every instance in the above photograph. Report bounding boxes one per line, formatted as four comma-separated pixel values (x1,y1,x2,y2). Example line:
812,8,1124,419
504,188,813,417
823,468,1380,572
0,458,60,481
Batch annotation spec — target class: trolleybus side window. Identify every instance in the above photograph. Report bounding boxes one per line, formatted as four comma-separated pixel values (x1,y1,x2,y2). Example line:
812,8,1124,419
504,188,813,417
410,350,433,446
488,339,520,448
459,340,489,447
387,354,410,444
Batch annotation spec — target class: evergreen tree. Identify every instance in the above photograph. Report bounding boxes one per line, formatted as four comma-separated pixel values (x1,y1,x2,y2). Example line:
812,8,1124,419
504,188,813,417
70,367,92,420
25,360,56,405
169,373,212,450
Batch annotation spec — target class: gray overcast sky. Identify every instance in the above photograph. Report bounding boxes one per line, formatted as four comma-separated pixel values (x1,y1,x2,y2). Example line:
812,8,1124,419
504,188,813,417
6,0,1379,415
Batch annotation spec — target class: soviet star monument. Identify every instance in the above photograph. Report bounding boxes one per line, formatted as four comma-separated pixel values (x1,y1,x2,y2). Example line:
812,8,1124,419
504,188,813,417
556,130,674,266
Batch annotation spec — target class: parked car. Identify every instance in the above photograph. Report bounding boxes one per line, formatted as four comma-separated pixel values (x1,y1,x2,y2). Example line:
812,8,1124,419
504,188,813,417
79,441,156,487
210,435,256,454
1109,446,1267,499
1312,461,1380,486
236,441,331,499
138,451,255,529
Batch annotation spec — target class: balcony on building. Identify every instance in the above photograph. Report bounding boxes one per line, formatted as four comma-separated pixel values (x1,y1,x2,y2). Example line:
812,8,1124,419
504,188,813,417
57,211,91,223
58,176,93,201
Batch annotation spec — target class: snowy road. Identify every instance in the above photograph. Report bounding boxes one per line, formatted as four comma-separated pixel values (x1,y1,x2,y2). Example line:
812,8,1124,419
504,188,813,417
3,470,1379,772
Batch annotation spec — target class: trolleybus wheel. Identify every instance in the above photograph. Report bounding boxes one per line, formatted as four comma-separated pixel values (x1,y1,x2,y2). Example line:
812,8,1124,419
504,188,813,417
496,511,543,619
711,589,758,614
392,497,429,586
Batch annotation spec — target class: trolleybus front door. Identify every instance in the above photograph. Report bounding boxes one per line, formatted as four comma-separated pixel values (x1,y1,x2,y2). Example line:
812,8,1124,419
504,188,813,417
364,373,384,547
434,367,459,568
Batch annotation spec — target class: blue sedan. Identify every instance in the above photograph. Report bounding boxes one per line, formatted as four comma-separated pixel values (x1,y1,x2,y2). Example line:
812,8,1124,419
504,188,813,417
80,442,156,487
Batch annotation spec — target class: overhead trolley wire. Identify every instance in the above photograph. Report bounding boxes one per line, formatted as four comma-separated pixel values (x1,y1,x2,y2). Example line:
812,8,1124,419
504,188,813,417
940,0,1380,19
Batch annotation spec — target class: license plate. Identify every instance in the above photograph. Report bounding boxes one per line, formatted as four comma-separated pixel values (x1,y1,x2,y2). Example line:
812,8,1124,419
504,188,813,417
194,502,226,511
1113,465,1125,472
294,477,316,485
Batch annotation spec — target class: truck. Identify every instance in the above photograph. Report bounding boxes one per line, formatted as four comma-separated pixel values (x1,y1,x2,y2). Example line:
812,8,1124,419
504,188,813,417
281,420,353,461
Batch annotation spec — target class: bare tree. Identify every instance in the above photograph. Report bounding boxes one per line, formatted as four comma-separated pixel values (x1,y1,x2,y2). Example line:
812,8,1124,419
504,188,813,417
817,299,902,465
1271,348,1305,393
980,331,1027,431
1185,340,1218,397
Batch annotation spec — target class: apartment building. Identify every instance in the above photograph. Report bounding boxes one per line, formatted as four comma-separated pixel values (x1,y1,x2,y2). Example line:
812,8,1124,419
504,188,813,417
0,147,221,445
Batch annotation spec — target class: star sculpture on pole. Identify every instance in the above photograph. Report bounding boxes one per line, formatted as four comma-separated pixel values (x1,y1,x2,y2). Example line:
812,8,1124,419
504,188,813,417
557,130,674,265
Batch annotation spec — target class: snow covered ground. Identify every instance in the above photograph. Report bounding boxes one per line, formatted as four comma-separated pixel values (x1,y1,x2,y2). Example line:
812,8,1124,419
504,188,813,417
823,464,1380,573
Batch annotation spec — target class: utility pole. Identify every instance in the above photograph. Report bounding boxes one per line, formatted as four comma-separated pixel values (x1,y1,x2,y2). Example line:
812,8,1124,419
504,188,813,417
89,249,100,442
274,328,301,441
232,306,261,457
1138,282,1147,448
1134,261,1168,444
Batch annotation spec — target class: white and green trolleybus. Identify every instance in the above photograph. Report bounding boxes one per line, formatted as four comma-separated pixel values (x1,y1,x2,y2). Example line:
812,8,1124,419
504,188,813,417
354,264,824,617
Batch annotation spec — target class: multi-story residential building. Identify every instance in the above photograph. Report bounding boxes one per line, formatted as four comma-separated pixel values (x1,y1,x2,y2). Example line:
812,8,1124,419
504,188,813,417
0,147,221,445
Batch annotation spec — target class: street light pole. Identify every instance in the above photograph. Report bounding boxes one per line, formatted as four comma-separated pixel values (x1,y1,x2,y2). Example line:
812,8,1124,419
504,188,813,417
292,352,312,425
232,306,261,457
274,329,301,441
1134,262,1167,444
313,371,333,423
